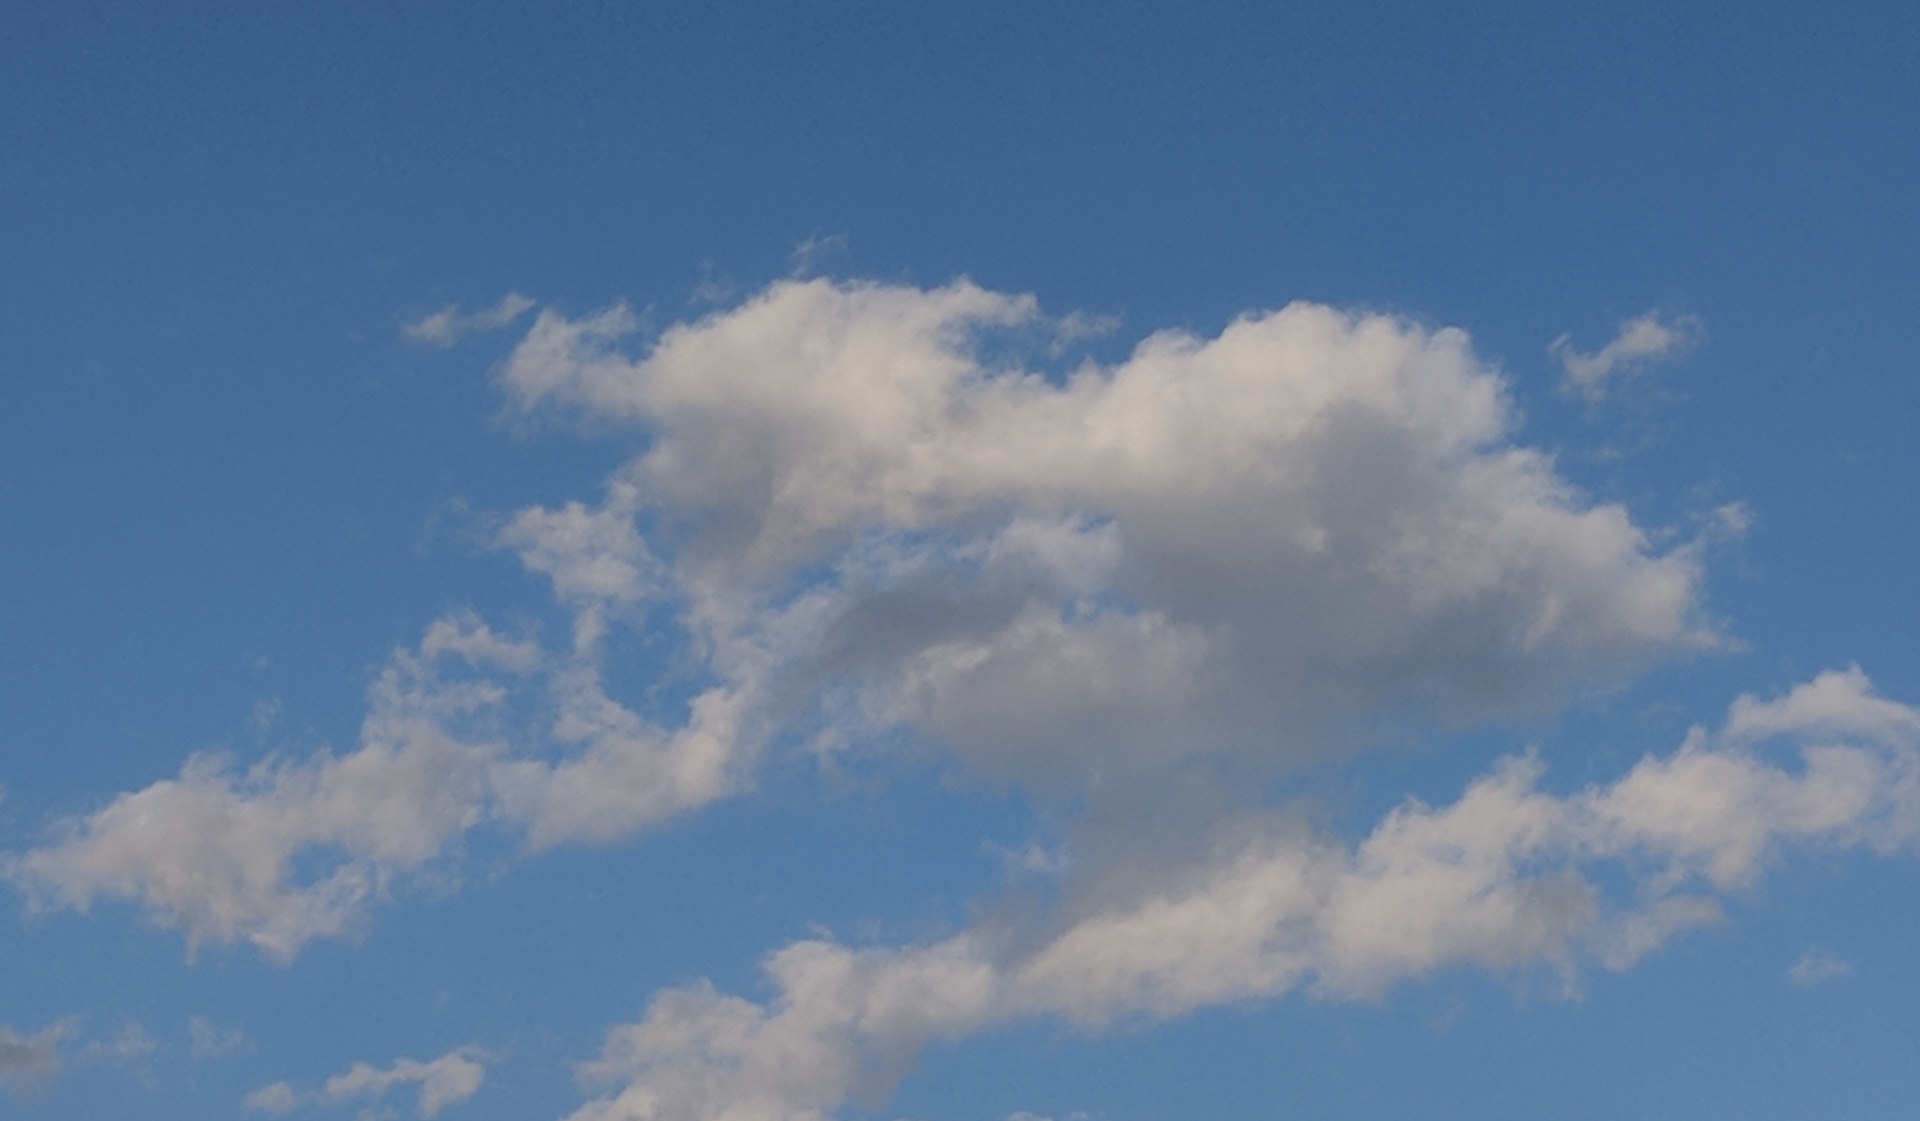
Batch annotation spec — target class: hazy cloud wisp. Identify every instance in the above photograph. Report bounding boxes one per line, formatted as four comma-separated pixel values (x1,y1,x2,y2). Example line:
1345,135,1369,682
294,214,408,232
404,293,537,347
245,1048,486,1118
1552,311,1701,402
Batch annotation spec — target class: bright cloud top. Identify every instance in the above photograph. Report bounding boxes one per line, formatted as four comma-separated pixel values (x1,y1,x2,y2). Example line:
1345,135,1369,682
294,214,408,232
506,279,1712,781
565,668,1920,1121
1551,310,1702,402
7,277,1916,1121
7,278,1720,959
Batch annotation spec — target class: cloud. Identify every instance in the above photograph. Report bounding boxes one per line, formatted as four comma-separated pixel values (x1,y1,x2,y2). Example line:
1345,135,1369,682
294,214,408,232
243,1081,299,1114
4,617,522,958
9,275,1907,1121
563,668,1920,1120
245,1048,486,1118
0,1021,69,1099
83,1020,158,1065
9,278,1728,961
503,278,1713,793
498,488,662,611
188,1015,244,1059
1551,311,1701,402
404,293,536,347
324,1048,487,1117
1789,950,1851,987
6,602,753,954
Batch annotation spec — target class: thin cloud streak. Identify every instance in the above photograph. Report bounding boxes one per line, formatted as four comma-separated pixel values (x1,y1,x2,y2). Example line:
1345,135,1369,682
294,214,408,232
404,293,536,347
1789,950,1852,987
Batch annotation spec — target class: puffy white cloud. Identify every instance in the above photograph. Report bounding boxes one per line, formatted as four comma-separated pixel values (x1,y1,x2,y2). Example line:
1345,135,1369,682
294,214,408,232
6,600,758,955
564,669,1920,1121
10,277,1910,1121
504,278,1713,792
500,488,662,612
569,939,999,1121
1551,311,1701,402
4,618,515,959
404,293,536,347
492,674,756,850
8,279,1728,960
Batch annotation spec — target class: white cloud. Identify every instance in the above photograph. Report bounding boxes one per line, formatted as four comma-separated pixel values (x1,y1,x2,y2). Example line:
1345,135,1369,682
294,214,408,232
9,276,1910,1121
1551,311,1701,402
499,487,662,611
324,1048,487,1117
491,675,756,849
403,293,536,346
6,277,1740,984
563,669,1920,1120
5,618,515,959
8,279,1731,961
504,278,1714,794
6,601,756,954
1789,950,1852,987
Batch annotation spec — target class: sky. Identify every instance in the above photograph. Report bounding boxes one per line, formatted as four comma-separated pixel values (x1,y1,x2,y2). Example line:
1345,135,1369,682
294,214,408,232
3,2,1919,1118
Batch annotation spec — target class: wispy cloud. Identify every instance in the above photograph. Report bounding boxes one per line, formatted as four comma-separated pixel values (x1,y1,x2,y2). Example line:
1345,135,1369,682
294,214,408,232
82,1020,157,1065
324,1049,487,1117
188,1015,244,1059
403,293,536,347
0,1021,70,1100
3,614,530,958
1552,311,1701,401
242,1081,298,1115
1789,950,1852,987
246,1048,486,1118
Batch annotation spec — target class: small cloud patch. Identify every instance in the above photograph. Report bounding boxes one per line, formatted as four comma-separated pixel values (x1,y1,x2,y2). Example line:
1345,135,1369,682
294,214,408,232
1552,311,1701,402
1789,950,1851,988
405,294,536,347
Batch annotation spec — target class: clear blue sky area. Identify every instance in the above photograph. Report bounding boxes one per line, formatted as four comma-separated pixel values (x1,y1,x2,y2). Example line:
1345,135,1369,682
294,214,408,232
2,3,1917,1119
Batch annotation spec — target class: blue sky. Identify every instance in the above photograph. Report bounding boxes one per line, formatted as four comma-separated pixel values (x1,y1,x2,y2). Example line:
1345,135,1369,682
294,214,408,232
3,2,1919,1118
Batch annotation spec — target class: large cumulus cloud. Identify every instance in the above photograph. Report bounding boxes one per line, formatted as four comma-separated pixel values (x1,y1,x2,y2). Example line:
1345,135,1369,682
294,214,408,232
505,277,1712,789
6,276,1717,960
